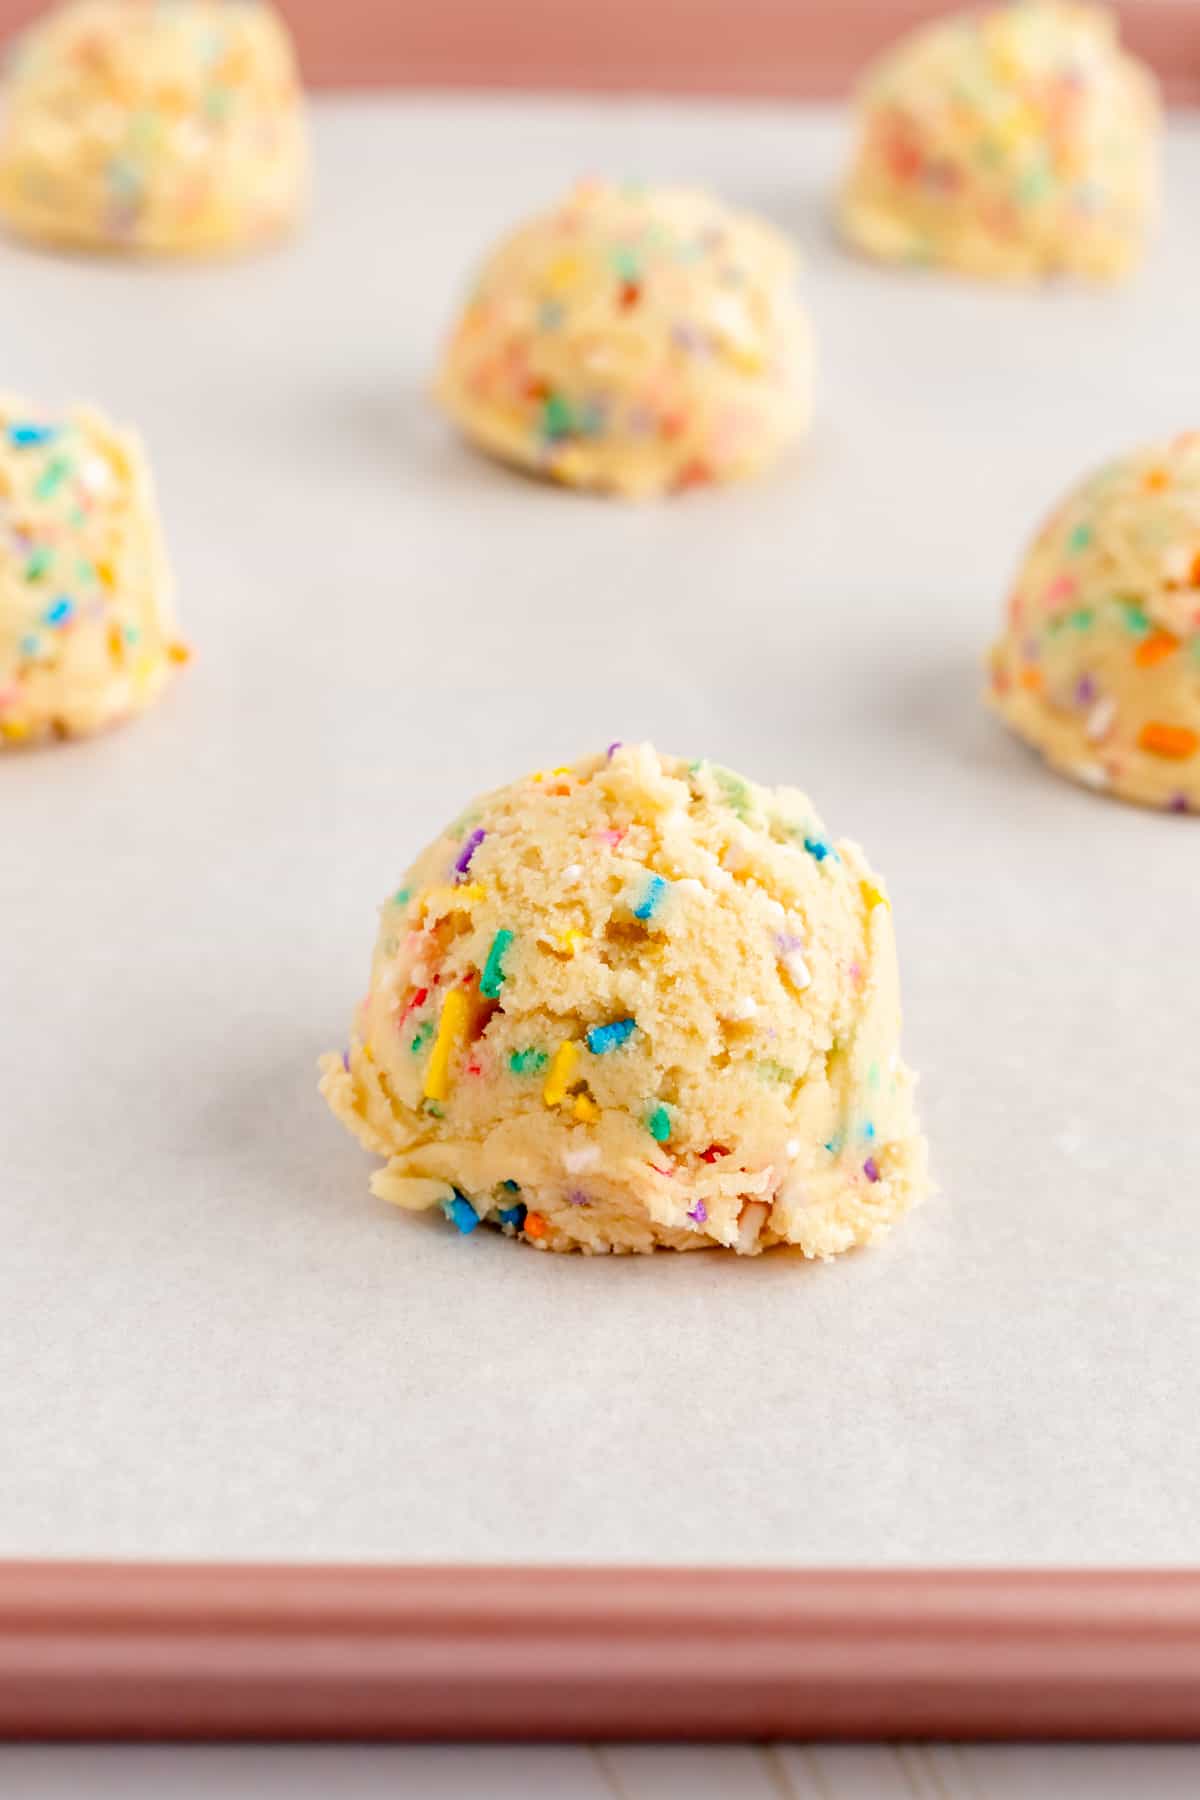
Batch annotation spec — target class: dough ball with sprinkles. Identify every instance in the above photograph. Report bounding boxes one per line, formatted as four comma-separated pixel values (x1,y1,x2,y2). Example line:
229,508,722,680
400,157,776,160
840,1,1159,281
0,0,306,256
989,434,1200,811
320,745,927,1257
436,180,814,498
0,398,185,745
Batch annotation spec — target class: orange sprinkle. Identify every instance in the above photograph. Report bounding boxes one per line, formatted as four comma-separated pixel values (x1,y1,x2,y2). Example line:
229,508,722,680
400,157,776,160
1135,629,1179,669
1018,666,1044,693
167,640,191,665
524,1211,548,1239
1144,468,1170,492
1138,721,1199,761
1190,551,1200,588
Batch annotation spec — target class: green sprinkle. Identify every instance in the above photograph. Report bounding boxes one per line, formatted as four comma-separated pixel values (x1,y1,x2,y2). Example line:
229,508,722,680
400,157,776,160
76,557,96,586
1067,523,1093,553
1118,598,1150,636
1070,608,1095,631
542,392,573,442
393,887,411,907
480,928,514,999
410,1021,434,1055
610,246,641,280
34,456,71,501
646,1104,671,1143
713,765,752,820
23,546,51,582
509,1047,547,1076
424,1100,444,1118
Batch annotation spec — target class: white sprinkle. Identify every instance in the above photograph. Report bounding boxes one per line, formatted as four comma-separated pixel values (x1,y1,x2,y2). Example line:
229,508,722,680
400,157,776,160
674,877,707,899
785,1138,801,1159
563,1144,601,1174
79,454,111,494
1085,697,1117,743
1162,543,1192,583
562,863,582,883
761,898,786,923
781,951,811,991
727,995,758,1022
662,808,688,832
1072,760,1110,790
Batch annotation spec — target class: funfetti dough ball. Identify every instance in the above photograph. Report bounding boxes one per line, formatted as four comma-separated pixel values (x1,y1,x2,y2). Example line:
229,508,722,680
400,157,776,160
436,181,813,498
0,0,306,256
0,398,185,744
840,1,1159,281
989,435,1200,811
319,746,927,1258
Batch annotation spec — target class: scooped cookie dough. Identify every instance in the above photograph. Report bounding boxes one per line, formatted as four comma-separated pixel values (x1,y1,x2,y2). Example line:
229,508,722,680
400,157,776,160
436,181,813,497
0,0,306,255
320,746,927,1257
840,1,1159,281
0,398,185,744
989,435,1200,810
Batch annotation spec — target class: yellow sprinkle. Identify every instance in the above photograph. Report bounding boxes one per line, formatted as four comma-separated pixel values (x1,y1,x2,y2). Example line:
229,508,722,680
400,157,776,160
131,651,160,691
424,989,469,1101
95,559,116,590
724,343,765,376
552,764,572,775
543,1040,579,1108
422,883,485,916
546,252,584,295
861,880,889,911
573,1092,600,1124
1,717,30,742
558,929,584,955
362,1042,375,1064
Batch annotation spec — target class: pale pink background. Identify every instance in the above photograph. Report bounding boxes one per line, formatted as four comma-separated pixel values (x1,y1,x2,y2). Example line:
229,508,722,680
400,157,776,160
0,0,1196,99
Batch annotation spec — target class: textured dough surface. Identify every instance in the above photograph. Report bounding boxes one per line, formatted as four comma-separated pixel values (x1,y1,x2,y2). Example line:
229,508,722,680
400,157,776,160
0,0,306,255
840,1,1159,281
989,433,1200,811
320,745,927,1257
436,180,813,498
0,397,184,743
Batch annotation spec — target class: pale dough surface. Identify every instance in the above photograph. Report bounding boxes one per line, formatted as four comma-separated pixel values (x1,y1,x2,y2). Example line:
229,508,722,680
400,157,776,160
436,180,813,498
0,0,306,255
0,397,183,743
989,432,1200,810
840,1,1159,281
320,745,927,1257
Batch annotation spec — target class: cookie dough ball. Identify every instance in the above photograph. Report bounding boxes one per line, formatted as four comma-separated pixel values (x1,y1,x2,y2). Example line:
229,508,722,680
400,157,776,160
320,746,927,1257
436,181,813,498
0,399,185,744
0,0,306,255
989,435,1200,810
840,2,1159,280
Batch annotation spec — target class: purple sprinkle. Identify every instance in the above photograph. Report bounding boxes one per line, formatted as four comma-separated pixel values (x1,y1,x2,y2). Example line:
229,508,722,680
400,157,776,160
567,1188,590,1207
606,741,622,759
688,1200,708,1223
341,1050,350,1071
776,931,805,955
454,827,486,877
1169,793,1191,814
863,1157,881,1184
1075,673,1097,706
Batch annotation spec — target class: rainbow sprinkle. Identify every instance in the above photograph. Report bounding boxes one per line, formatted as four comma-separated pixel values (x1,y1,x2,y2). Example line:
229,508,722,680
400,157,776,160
586,1018,636,1054
480,928,514,999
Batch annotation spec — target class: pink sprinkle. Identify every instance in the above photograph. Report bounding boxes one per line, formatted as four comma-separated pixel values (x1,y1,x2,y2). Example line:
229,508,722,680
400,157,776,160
1044,573,1077,609
651,1162,675,1178
594,827,626,848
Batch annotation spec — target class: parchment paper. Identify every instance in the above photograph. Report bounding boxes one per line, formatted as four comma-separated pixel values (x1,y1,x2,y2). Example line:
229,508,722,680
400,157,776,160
3,98,1198,1566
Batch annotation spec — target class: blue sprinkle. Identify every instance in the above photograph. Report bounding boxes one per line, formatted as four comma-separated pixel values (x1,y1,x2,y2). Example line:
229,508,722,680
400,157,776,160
501,1179,520,1193
863,1122,876,1141
633,874,668,920
7,422,56,448
498,1204,527,1229
445,1193,480,1235
804,837,832,863
824,1131,844,1156
18,633,40,656
587,1018,636,1054
43,596,74,628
